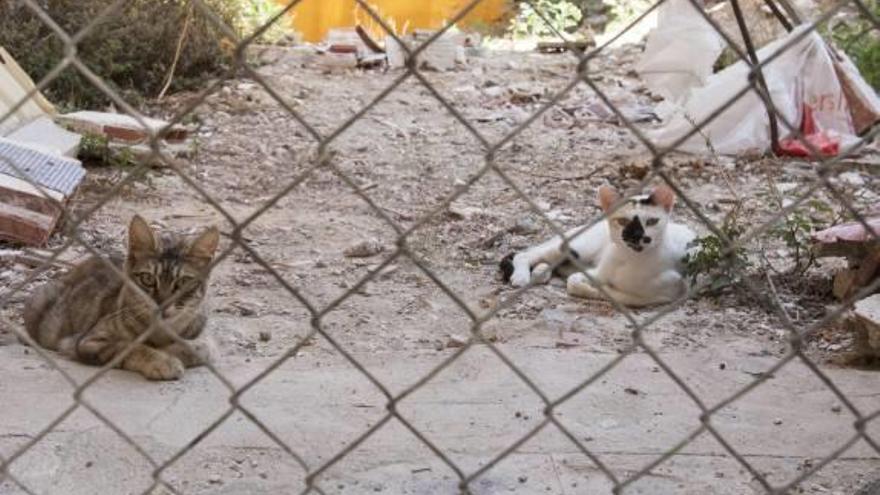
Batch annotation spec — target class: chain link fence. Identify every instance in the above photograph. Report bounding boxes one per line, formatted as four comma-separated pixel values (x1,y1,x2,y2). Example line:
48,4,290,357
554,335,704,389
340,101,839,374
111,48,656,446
0,0,879,493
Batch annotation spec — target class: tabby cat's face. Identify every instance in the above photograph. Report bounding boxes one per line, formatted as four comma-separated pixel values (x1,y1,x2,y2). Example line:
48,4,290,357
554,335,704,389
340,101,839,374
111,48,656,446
122,216,219,325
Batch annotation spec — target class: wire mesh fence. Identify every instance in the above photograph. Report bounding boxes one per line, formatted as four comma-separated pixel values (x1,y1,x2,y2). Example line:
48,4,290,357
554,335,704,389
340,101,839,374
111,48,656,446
0,0,879,493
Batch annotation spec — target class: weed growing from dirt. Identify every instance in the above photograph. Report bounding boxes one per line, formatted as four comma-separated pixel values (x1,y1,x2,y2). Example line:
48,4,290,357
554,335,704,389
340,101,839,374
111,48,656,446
685,214,752,295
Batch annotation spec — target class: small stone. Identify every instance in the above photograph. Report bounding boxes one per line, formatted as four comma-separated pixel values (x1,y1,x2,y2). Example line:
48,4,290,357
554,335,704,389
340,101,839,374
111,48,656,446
773,418,783,425
344,239,384,258
259,472,268,479
518,476,528,483
624,387,639,396
446,334,468,348
599,419,618,429
447,204,484,220
510,217,540,235
235,302,258,317
378,264,399,279
258,330,272,342
208,474,222,485
839,171,865,187
831,405,842,413
828,343,843,352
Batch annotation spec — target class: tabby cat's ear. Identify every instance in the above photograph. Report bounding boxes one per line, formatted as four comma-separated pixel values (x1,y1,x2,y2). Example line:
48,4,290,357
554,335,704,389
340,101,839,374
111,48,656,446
129,215,157,257
188,226,220,261
597,185,619,212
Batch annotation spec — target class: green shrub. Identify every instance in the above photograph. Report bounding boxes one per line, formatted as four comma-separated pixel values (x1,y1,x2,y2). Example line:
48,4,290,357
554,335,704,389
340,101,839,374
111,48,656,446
0,0,287,109
768,199,833,273
507,0,662,40
835,30,880,90
829,2,880,90
684,221,751,294
510,0,583,38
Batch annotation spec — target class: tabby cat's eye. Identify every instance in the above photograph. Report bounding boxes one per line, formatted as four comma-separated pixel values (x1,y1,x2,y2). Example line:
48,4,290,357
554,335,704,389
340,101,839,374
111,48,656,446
645,218,659,226
136,273,155,287
615,218,629,227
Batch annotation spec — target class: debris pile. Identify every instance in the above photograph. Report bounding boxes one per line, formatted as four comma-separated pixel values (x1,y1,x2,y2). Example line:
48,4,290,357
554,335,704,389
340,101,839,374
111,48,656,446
0,139,83,245
0,46,191,246
638,0,880,157
315,26,476,72
1,46,84,246
853,295,880,359
811,217,880,300
57,110,191,167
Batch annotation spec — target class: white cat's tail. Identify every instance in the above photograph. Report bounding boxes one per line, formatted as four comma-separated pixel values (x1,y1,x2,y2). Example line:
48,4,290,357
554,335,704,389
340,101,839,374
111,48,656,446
499,252,516,283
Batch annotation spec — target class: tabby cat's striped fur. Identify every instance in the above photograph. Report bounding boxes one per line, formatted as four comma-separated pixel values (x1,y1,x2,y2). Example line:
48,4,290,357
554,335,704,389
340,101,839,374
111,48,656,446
23,215,220,380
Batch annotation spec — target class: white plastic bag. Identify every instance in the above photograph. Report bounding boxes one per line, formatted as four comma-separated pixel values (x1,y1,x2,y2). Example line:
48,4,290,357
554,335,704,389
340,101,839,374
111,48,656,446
635,0,726,105
651,26,860,155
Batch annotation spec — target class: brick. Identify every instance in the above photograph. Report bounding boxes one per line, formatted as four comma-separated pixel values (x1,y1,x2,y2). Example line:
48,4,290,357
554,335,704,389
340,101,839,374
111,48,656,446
0,139,83,246
853,294,880,358
56,111,188,144
0,196,59,246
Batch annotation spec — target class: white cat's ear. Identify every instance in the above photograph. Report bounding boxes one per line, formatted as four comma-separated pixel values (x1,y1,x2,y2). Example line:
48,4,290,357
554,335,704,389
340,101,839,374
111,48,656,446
129,215,157,256
651,184,676,211
188,226,220,261
597,185,619,212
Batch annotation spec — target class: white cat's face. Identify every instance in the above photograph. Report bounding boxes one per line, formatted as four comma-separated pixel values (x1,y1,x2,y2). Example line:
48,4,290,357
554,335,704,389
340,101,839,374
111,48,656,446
598,185,675,253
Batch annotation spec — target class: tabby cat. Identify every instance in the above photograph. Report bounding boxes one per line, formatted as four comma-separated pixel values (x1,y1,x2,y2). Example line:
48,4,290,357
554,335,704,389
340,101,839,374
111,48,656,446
24,215,220,380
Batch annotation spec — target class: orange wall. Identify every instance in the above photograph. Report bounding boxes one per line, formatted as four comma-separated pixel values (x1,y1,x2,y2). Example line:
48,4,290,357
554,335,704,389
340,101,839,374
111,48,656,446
283,0,511,42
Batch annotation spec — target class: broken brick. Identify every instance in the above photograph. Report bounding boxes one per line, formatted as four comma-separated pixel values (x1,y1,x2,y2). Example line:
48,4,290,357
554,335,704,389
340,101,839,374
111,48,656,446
56,111,188,144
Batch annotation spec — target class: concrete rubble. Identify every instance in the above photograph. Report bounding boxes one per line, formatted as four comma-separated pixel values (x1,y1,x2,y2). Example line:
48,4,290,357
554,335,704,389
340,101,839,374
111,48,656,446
315,26,476,72
853,294,880,359
812,217,880,300
56,110,188,144
0,138,84,245
0,46,192,246
387,29,469,71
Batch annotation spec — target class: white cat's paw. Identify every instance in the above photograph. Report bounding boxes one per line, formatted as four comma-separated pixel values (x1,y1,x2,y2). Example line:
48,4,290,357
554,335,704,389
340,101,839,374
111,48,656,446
532,263,553,285
510,269,531,287
567,273,602,299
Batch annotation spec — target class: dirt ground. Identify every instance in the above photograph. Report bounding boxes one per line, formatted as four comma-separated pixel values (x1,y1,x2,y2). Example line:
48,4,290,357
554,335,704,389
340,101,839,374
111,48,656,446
1,43,879,494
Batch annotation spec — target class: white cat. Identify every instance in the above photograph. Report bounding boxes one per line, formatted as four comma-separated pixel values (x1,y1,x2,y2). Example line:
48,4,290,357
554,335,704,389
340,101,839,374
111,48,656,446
500,184,696,307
